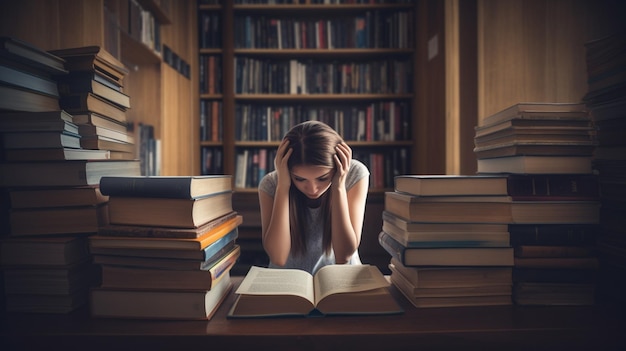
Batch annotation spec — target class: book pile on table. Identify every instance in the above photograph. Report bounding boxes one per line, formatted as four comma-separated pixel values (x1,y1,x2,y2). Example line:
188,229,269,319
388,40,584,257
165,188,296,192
379,175,515,308
88,175,240,320
475,102,601,306
49,46,136,162
582,32,626,304
0,37,141,314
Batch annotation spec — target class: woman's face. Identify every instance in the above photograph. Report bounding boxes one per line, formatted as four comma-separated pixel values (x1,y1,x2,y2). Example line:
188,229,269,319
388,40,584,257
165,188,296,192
290,165,335,199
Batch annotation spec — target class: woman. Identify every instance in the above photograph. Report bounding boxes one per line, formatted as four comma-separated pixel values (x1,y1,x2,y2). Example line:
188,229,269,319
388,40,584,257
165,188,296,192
258,120,370,274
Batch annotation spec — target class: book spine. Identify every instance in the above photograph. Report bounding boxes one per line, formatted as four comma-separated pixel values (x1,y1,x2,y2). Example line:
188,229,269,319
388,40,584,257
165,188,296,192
507,174,599,200
99,177,192,198
378,231,407,265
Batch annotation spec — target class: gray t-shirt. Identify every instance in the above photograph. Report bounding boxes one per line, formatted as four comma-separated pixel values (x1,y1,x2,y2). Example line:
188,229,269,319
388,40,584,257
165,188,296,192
258,159,370,274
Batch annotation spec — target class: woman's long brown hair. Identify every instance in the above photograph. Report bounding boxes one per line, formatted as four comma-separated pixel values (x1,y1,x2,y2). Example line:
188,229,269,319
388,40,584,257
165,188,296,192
284,121,343,256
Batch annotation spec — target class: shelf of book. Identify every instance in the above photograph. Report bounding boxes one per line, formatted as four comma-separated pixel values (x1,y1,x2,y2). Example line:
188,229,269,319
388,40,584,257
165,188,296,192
197,0,417,193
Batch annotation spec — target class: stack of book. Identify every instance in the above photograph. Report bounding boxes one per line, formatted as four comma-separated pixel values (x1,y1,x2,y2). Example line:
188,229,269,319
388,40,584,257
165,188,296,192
582,32,626,304
475,102,601,306
49,46,135,161
88,175,240,320
0,37,141,314
379,175,515,308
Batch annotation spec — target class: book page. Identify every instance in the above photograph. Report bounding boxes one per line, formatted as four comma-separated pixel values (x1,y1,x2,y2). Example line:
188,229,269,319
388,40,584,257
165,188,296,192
313,265,389,304
235,266,314,304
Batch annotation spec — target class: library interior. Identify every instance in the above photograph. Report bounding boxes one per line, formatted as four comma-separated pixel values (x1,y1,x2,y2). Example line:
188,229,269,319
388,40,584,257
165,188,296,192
1,0,626,349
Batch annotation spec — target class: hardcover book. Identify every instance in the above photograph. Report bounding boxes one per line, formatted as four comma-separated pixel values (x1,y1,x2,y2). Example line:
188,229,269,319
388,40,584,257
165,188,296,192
228,265,403,318
393,175,509,197
0,160,141,187
107,191,234,228
379,231,514,267
99,175,232,199
90,272,233,320
90,214,242,250
99,245,240,290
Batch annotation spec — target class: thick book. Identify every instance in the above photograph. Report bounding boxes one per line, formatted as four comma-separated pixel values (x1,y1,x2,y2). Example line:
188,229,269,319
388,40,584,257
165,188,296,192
473,119,593,139
90,226,239,261
49,46,127,86
0,36,67,74
382,219,511,248
72,111,129,133
3,147,111,161
1,130,82,149
78,124,134,144
228,265,403,318
390,270,512,308
508,224,598,246
3,260,96,295
0,235,90,266
99,245,240,290
382,211,509,233
473,142,596,159
384,191,513,223
0,110,75,132
60,93,127,123
107,191,234,228
98,211,238,238
379,231,514,267
79,135,135,153
90,214,241,250
390,258,513,288
92,240,237,271
8,186,108,209
0,160,141,187
506,174,599,201
57,73,130,108
99,175,232,199
90,272,233,320
0,63,59,97
9,204,108,236
393,175,509,196
476,155,593,174
478,102,589,128
510,201,600,224
514,245,596,258
0,84,60,112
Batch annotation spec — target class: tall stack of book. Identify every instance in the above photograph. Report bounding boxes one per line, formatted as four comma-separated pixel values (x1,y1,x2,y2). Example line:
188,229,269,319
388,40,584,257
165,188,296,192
49,46,135,162
379,175,515,308
0,37,141,314
582,31,626,305
475,102,601,306
88,175,240,320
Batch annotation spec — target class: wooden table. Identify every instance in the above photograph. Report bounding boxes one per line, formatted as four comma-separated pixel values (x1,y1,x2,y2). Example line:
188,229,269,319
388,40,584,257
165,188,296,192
2,276,625,351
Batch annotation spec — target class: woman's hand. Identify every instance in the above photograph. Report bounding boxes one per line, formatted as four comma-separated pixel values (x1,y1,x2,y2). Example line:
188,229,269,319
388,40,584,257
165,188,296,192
332,142,352,189
274,138,293,190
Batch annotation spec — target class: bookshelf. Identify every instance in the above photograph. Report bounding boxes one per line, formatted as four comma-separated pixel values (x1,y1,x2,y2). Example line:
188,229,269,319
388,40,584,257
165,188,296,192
0,0,199,176
198,1,417,192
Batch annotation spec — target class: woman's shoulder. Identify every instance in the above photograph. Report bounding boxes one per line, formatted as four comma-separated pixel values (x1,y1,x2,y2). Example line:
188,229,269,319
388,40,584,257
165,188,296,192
258,170,278,194
347,159,369,189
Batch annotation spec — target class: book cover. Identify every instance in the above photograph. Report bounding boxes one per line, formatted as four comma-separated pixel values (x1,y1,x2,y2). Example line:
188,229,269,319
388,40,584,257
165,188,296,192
99,175,232,199
379,231,514,267
228,265,403,318
393,174,509,197
478,102,589,128
9,204,108,236
384,191,513,223
8,186,108,209
3,147,111,161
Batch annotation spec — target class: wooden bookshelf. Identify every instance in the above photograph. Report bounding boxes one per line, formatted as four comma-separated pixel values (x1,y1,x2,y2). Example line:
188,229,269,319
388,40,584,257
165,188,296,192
198,0,418,192
0,0,198,176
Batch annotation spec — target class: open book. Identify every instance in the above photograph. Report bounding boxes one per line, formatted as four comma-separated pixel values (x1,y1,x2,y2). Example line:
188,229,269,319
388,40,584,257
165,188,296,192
227,265,403,318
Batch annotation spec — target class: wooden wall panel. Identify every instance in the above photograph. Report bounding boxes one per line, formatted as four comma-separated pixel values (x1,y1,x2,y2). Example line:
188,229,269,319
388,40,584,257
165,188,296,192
477,0,620,120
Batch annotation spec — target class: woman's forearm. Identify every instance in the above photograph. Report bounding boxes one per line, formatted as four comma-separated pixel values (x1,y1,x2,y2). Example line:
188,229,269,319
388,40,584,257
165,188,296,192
330,186,359,263
261,186,292,266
